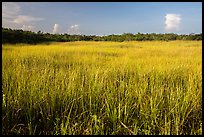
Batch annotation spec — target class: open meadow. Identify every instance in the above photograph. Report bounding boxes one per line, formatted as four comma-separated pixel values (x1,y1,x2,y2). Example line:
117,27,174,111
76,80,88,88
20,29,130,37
2,41,202,135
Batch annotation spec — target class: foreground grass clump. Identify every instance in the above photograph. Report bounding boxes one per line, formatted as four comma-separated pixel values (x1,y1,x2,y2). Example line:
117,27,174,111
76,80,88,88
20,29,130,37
2,41,202,135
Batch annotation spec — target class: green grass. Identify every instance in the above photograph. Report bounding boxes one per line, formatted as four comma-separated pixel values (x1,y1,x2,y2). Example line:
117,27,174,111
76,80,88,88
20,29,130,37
2,41,202,135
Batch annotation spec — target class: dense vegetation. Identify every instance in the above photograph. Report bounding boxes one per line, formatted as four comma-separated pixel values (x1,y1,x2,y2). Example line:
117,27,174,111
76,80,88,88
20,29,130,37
2,27,202,44
2,41,202,135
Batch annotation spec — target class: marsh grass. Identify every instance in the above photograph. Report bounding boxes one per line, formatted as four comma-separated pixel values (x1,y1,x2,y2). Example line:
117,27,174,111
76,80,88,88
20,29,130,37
2,41,202,135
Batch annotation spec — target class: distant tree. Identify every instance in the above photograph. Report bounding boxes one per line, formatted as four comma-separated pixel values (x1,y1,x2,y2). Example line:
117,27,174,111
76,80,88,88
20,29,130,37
2,27,202,44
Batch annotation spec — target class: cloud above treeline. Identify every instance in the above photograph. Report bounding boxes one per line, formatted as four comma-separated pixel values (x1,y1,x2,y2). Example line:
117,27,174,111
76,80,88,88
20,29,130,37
68,24,80,35
14,15,44,24
2,2,44,32
53,24,60,34
21,25,36,31
165,14,181,32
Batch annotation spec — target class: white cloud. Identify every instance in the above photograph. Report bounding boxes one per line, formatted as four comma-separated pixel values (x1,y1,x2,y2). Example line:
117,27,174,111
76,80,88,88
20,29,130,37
2,2,20,19
2,2,44,32
68,24,80,34
2,2,20,27
21,25,36,31
53,24,60,34
13,15,44,24
165,14,181,32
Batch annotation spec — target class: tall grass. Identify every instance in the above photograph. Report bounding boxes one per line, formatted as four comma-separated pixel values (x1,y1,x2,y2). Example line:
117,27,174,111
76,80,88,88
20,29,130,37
2,41,202,135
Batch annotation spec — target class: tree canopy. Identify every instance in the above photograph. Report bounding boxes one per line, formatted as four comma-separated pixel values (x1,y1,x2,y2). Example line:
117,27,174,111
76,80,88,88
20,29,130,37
2,27,202,44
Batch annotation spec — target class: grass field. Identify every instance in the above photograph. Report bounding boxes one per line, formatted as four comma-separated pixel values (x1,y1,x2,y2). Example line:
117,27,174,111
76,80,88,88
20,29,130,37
2,41,202,135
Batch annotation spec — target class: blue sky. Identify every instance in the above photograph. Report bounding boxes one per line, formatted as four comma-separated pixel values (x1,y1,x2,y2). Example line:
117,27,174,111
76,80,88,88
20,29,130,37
2,2,202,35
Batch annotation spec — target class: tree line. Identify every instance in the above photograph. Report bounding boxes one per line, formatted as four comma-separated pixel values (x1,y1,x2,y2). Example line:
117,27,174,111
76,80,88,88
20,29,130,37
2,27,202,44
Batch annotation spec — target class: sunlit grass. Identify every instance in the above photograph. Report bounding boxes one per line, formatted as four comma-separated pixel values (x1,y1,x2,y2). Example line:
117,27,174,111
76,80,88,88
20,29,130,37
2,41,202,135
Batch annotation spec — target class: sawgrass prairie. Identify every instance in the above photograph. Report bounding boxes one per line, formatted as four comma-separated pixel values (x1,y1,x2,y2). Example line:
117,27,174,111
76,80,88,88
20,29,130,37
2,41,202,135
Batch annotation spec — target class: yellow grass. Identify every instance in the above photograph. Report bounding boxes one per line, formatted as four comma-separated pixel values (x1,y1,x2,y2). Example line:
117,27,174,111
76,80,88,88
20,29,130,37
2,41,202,135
